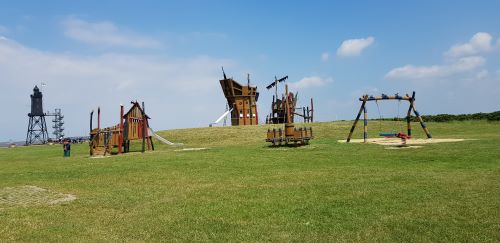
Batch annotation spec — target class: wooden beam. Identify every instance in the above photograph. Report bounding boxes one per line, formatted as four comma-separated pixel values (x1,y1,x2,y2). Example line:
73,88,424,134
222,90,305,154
359,95,412,101
142,102,146,153
406,92,415,136
310,98,314,122
347,95,368,142
412,103,432,139
118,105,124,154
363,105,368,143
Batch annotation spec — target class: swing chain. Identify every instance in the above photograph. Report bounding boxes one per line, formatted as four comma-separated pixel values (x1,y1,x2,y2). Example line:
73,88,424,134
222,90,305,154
375,100,383,134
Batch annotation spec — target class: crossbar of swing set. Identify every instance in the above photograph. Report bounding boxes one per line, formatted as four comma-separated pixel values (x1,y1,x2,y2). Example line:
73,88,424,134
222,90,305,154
359,93,412,101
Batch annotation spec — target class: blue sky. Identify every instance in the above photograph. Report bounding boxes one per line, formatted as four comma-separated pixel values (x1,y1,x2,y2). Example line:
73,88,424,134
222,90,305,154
1,1,499,141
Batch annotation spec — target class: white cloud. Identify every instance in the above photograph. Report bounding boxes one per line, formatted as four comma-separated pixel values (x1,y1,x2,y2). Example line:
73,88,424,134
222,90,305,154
445,32,493,58
383,32,500,117
321,52,329,62
476,70,489,80
62,17,161,48
337,36,374,57
289,76,332,89
386,56,485,80
0,37,234,140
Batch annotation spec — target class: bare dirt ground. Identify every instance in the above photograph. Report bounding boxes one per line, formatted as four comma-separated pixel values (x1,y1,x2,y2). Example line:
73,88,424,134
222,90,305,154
0,185,76,208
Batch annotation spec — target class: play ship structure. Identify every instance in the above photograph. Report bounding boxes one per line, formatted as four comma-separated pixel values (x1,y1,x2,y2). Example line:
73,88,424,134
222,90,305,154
266,84,313,146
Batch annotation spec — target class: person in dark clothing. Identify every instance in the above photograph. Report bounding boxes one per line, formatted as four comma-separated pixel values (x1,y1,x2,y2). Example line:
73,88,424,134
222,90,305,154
63,139,71,157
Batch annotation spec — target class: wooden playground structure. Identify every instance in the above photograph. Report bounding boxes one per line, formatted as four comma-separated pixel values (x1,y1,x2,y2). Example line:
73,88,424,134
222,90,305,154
265,76,314,124
266,85,313,146
219,68,259,126
346,91,432,144
89,101,154,156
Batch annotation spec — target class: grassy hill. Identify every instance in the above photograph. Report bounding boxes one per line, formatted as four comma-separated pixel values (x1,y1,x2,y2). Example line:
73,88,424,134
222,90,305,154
0,121,499,241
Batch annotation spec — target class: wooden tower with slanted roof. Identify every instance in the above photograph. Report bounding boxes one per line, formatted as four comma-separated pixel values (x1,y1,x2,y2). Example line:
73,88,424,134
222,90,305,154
122,101,153,152
89,101,154,156
219,68,259,126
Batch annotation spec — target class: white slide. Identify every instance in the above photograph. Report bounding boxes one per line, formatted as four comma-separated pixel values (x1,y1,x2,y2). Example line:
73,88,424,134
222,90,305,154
148,128,183,146
210,108,233,127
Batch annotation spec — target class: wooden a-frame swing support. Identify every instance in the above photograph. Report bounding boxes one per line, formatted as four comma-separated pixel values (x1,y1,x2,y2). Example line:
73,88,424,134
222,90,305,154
346,91,432,143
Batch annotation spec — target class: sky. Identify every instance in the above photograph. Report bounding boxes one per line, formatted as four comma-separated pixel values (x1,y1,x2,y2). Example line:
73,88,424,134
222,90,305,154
1,0,499,141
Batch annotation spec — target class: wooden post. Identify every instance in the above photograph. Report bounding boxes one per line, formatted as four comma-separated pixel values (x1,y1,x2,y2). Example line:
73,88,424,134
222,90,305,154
145,118,153,151
255,100,259,125
412,103,432,138
285,85,291,124
281,94,285,122
406,92,416,136
142,102,146,153
271,95,275,122
90,110,94,135
247,73,253,125
310,98,314,122
303,107,306,123
97,107,100,130
89,110,94,156
407,103,413,136
347,95,368,142
249,96,253,125
274,76,278,103
118,104,124,154
284,85,295,140
242,100,247,125
232,102,237,126
363,104,368,143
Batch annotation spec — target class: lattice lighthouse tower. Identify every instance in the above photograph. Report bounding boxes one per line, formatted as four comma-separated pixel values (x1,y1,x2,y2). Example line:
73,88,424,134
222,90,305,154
26,86,49,145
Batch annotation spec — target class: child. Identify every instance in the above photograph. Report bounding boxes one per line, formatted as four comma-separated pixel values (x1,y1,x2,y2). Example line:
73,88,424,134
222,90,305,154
63,139,71,157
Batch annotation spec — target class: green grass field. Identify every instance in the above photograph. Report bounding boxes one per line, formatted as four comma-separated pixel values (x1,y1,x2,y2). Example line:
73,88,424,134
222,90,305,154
1,121,499,242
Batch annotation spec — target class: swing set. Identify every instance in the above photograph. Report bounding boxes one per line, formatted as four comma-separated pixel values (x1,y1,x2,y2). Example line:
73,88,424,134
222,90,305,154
346,91,432,143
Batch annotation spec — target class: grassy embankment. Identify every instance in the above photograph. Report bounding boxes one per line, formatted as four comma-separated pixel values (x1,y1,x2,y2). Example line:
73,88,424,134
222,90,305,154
0,120,499,241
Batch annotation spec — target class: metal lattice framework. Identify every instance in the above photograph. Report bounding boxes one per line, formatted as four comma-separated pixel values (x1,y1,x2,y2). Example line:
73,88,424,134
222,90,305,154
26,116,49,145
49,108,65,140
26,86,49,145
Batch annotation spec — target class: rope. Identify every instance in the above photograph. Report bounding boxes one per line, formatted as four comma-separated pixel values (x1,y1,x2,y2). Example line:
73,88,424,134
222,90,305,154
396,100,404,133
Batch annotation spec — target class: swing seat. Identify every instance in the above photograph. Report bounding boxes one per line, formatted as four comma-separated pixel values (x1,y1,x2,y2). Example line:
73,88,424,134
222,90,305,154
379,133,398,137
395,133,411,140
379,133,411,139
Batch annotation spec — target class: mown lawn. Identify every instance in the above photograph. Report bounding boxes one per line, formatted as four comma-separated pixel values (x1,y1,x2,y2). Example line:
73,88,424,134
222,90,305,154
0,120,499,241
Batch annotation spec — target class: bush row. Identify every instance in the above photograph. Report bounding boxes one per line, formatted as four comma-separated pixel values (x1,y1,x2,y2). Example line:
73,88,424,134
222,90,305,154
416,111,500,122
373,111,500,122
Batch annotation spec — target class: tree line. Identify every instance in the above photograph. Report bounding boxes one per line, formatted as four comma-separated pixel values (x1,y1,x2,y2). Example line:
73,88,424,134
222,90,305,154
415,111,500,122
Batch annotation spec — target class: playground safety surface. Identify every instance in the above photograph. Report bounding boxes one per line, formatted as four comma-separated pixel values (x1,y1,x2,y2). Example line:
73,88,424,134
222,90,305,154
337,138,468,146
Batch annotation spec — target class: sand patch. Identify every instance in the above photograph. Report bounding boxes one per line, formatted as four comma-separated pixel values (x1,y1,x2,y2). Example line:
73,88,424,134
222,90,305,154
0,185,76,208
175,148,207,152
338,138,468,146
89,155,112,159
385,145,423,150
